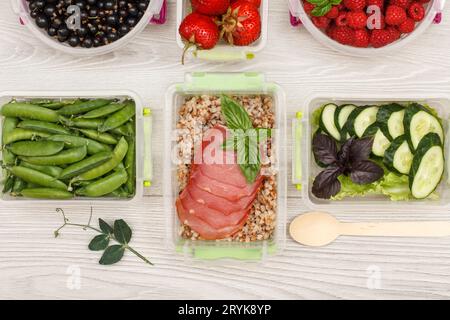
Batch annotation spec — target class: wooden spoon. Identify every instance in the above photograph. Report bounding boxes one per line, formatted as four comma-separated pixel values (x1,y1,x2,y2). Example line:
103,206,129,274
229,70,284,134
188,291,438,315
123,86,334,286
290,211,450,247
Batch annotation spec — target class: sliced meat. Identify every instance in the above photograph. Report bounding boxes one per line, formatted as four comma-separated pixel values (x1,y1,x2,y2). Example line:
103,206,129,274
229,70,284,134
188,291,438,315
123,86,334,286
180,188,249,229
176,199,247,240
187,178,258,215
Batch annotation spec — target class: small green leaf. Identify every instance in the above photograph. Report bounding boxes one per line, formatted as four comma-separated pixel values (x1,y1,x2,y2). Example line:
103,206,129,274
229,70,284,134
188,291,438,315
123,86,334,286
240,164,260,184
222,137,236,151
88,234,110,251
113,219,132,244
221,95,253,130
99,245,125,265
329,0,342,5
311,3,332,16
99,218,113,234
307,0,328,5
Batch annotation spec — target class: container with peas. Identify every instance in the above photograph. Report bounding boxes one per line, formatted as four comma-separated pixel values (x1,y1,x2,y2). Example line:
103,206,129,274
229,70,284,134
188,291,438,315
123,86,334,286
0,92,152,201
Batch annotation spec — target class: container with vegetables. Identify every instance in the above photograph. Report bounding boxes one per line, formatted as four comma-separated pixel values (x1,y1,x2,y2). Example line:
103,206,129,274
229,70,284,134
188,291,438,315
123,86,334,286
293,94,450,213
0,92,151,201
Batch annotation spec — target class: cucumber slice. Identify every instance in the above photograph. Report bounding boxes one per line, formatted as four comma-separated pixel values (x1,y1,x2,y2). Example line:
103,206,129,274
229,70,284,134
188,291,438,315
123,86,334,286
363,123,390,157
346,105,378,138
319,103,340,141
377,103,405,140
335,104,356,141
383,135,413,175
409,133,444,199
404,103,444,151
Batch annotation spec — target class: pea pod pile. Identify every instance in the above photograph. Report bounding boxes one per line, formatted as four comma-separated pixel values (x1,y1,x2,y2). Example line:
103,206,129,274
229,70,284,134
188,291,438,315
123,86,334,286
316,102,445,199
1,98,136,200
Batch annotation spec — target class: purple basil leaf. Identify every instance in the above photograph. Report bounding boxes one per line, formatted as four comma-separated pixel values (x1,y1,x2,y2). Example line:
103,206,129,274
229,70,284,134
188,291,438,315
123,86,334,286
312,166,342,199
312,133,338,166
349,136,374,163
338,136,355,164
350,160,384,185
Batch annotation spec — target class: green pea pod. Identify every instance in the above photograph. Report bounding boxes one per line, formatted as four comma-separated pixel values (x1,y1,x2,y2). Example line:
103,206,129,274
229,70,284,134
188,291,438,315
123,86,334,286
3,128,51,144
62,118,104,130
29,99,53,105
59,151,112,180
76,169,128,197
47,134,111,154
57,99,112,115
9,166,67,190
78,103,125,119
18,120,70,135
1,102,60,122
2,149,17,166
2,175,15,193
19,146,87,166
7,141,65,156
106,186,131,198
124,136,136,195
110,122,134,137
74,137,128,181
2,117,19,145
78,129,118,145
21,188,74,199
12,178,27,193
99,101,135,132
41,99,83,109
21,161,63,178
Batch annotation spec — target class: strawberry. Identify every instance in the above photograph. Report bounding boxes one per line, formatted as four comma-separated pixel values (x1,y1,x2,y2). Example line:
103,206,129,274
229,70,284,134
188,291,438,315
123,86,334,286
408,2,425,21
367,0,384,10
335,11,349,26
390,0,410,9
333,26,355,45
398,17,415,32
231,0,261,8
353,28,370,47
312,16,330,29
343,0,366,11
191,0,230,16
303,1,316,16
221,0,261,46
385,5,407,25
326,6,339,19
179,12,220,63
347,11,368,29
370,28,394,47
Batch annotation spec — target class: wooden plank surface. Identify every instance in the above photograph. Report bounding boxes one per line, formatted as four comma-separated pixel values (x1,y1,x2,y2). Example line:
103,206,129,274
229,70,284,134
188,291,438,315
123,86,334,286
1,0,450,299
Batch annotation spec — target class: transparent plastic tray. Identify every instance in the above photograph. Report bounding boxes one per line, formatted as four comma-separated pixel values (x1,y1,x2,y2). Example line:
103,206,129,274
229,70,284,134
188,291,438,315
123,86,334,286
163,73,287,262
0,90,153,204
293,93,450,213
176,0,269,62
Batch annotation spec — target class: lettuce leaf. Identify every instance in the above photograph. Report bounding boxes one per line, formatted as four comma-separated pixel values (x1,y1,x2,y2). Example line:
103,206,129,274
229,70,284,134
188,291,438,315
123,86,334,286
331,175,378,200
377,172,412,201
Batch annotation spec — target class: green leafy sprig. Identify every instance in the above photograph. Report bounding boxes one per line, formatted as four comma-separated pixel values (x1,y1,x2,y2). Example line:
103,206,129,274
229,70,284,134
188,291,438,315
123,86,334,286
54,208,153,266
307,0,342,17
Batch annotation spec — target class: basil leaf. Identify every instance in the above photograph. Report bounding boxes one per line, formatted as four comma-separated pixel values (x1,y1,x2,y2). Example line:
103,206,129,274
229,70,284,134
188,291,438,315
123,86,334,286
337,136,355,163
349,136,373,164
99,245,125,265
221,95,253,130
99,218,113,235
312,166,342,199
350,160,384,185
113,219,132,245
311,3,332,17
88,234,110,251
240,164,261,184
312,133,338,165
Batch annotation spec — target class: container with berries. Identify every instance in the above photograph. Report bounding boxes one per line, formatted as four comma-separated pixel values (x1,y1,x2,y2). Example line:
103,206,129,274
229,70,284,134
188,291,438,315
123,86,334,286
177,0,268,62
288,0,445,55
12,0,167,56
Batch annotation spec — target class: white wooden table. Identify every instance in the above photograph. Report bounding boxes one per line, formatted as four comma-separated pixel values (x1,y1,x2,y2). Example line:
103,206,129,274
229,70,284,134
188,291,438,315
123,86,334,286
1,0,450,300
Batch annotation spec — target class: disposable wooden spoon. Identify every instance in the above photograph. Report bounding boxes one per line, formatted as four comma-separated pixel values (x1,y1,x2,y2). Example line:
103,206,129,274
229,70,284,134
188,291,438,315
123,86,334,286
290,211,450,247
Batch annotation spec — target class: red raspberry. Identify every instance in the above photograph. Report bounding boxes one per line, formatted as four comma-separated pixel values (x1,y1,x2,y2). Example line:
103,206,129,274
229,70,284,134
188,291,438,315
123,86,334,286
385,5,407,25
343,0,366,11
335,11,349,26
367,0,384,10
333,26,355,45
408,2,425,21
353,28,370,47
386,26,401,40
370,29,394,47
418,0,430,2
398,17,415,32
390,0,410,8
326,6,339,19
347,11,368,29
367,12,386,29
303,1,316,16
312,16,330,29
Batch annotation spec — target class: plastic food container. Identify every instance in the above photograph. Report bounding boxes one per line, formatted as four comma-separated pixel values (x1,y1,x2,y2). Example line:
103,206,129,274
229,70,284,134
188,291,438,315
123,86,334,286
163,73,287,262
176,0,269,62
0,90,153,203
287,0,446,56
10,0,167,56
292,93,450,213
